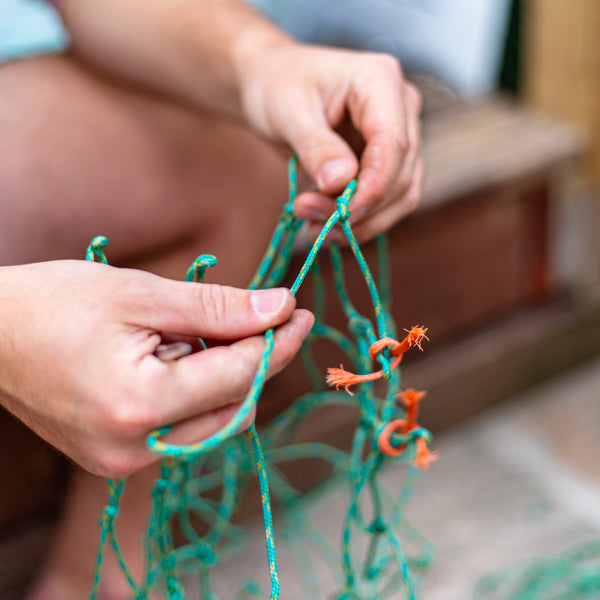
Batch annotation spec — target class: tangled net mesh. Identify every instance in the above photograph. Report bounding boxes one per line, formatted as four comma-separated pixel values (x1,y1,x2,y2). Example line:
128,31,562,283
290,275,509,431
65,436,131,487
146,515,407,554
85,155,437,600
81,154,600,600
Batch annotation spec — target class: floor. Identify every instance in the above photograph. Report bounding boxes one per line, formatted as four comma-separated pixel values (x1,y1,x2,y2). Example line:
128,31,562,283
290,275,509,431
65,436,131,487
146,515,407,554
200,354,600,599
3,354,600,599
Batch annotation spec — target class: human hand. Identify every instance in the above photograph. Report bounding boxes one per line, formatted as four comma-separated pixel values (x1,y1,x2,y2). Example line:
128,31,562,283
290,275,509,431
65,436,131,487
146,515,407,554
239,41,423,242
0,261,313,477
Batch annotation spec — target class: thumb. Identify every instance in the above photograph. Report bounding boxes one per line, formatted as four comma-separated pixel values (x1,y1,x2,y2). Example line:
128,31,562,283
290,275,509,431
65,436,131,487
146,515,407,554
131,274,297,340
282,107,358,195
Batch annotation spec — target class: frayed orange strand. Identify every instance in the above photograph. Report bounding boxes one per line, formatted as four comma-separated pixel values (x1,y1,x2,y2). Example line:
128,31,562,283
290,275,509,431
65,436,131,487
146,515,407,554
377,419,408,456
397,388,426,431
413,437,439,470
378,420,439,469
326,326,428,395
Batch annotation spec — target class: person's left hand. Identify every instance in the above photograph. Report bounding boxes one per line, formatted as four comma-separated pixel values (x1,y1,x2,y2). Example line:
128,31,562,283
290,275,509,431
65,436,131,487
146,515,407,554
239,41,423,243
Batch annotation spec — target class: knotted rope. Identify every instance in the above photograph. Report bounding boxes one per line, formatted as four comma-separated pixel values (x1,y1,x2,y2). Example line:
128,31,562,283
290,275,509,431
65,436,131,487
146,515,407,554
87,156,436,600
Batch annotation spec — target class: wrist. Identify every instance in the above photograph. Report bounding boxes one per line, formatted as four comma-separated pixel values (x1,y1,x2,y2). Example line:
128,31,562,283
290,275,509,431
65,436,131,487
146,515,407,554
232,25,296,125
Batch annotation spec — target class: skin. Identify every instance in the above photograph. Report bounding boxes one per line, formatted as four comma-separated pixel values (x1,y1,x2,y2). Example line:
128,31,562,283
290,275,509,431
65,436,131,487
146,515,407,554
0,1,423,598
0,261,314,477
53,0,423,244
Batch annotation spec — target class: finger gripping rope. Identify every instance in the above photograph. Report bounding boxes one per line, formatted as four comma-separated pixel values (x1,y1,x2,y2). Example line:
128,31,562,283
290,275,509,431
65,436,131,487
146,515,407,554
86,156,436,600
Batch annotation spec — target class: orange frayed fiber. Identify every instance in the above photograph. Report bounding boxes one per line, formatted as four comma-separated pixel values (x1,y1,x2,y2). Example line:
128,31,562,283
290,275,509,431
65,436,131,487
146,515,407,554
376,387,438,468
414,438,439,470
377,419,408,456
326,326,428,395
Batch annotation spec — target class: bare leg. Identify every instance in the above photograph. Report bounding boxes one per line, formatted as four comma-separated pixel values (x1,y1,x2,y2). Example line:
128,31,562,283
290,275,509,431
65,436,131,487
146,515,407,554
27,467,160,600
0,54,288,285
1,55,289,600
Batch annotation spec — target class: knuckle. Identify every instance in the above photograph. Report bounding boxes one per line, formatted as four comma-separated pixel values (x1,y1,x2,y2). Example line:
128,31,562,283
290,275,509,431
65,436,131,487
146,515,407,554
406,190,421,213
391,131,409,157
397,172,413,195
370,52,403,77
414,158,425,187
100,451,142,479
198,284,229,328
406,166,424,212
104,396,150,438
230,355,257,397
305,138,338,165
214,345,256,399
367,173,387,202
406,82,423,112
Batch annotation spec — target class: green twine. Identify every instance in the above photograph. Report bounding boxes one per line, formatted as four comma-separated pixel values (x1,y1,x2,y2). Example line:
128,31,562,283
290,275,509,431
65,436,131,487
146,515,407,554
472,540,600,600
87,156,434,599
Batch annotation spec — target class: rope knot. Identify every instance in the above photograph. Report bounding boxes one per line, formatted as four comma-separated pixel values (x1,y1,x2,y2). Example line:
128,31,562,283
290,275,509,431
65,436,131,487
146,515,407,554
336,197,351,221
377,419,408,456
370,517,387,534
165,576,184,600
333,178,357,224
376,388,438,468
326,326,428,395
357,416,374,431
102,505,119,518
241,579,261,595
153,479,172,496
195,544,216,566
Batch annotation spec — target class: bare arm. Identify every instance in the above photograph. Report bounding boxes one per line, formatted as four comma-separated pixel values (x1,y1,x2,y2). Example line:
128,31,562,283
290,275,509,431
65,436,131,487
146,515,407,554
54,0,289,120
55,0,423,242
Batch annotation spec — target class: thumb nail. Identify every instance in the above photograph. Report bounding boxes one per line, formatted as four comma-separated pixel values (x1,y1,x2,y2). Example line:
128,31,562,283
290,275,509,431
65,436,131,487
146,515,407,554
250,288,288,314
317,158,353,189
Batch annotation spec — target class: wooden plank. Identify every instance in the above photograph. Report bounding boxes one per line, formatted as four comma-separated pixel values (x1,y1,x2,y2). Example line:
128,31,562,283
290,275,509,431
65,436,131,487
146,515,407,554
411,300,600,430
523,0,600,179
421,100,585,208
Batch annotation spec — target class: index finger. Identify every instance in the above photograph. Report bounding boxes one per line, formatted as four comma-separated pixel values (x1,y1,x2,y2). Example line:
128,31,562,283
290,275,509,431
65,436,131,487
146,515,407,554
346,55,409,217
143,309,314,428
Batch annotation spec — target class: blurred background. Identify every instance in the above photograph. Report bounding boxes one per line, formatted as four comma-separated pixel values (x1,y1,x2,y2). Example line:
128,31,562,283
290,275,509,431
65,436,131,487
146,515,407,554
2,0,600,598
262,2,600,596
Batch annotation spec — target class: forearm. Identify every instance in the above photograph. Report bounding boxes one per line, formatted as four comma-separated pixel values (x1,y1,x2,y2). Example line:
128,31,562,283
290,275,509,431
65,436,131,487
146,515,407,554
54,0,292,119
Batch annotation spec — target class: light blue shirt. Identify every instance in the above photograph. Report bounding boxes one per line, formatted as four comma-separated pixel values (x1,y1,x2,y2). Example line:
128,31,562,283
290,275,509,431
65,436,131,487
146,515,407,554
0,0,68,63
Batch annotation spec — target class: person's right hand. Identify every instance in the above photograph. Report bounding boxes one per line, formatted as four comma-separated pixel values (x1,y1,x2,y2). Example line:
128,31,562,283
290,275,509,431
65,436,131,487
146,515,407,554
0,260,313,477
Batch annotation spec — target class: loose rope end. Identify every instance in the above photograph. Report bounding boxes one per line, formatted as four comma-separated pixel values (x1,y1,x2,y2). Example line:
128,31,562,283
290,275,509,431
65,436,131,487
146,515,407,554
326,365,357,396
404,325,429,352
326,326,430,395
413,438,439,470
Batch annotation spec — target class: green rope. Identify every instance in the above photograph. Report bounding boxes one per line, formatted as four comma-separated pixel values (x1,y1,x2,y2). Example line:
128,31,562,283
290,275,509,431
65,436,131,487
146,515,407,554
86,157,435,599
472,540,600,600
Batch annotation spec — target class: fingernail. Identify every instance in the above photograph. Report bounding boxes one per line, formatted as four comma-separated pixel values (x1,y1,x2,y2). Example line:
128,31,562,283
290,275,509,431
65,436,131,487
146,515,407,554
317,158,352,189
251,288,287,314
155,342,193,361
